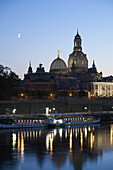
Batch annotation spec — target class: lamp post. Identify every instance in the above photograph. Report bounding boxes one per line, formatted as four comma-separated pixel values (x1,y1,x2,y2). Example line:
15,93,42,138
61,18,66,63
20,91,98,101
50,93,53,98
69,93,72,97
12,109,16,118
49,109,52,114
46,107,49,115
53,107,56,114
20,93,24,99
84,107,87,113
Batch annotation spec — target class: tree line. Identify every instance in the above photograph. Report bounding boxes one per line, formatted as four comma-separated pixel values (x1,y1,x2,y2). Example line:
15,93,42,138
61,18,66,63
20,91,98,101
0,64,21,99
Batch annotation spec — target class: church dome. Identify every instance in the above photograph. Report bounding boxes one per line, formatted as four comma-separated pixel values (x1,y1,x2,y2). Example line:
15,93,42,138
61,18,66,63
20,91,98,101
50,55,67,74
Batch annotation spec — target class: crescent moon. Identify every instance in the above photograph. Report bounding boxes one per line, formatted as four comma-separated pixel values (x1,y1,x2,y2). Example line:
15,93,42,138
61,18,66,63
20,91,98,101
18,33,20,38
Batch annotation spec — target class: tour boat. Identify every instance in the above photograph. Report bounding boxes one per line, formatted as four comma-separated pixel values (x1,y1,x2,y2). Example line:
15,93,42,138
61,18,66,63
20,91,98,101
0,117,46,129
0,113,100,129
44,113,100,127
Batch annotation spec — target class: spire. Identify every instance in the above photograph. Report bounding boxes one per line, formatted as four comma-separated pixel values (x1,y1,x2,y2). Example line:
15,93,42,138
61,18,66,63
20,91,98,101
92,60,97,73
28,61,33,74
75,29,80,38
29,61,31,67
92,60,95,68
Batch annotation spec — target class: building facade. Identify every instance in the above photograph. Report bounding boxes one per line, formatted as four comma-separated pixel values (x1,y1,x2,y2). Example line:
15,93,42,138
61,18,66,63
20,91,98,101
23,31,113,98
91,82,113,97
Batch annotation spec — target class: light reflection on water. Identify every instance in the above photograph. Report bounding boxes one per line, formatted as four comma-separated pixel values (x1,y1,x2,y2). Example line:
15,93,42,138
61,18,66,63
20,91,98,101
0,124,113,170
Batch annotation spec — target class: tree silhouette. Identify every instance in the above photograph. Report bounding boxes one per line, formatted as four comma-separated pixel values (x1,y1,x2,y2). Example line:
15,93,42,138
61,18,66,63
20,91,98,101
0,64,21,99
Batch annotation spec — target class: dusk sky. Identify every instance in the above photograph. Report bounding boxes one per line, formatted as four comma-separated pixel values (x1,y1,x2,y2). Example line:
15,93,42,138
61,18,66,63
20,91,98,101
0,0,113,79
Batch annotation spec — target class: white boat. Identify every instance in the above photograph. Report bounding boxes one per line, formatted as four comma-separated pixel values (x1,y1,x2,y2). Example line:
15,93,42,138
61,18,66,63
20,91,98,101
44,117,66,127
0,113,100,129
44,113,100,127
0,118,46,129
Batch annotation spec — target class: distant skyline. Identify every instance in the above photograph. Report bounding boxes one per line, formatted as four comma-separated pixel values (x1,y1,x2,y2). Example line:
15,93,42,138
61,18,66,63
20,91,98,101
0,0,113,79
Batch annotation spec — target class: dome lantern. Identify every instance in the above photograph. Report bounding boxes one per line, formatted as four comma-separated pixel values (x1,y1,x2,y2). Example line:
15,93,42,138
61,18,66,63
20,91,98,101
74,30,82,52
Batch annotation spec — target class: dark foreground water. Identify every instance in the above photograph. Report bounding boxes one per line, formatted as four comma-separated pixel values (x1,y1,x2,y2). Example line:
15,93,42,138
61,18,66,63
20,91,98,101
0,123,113,170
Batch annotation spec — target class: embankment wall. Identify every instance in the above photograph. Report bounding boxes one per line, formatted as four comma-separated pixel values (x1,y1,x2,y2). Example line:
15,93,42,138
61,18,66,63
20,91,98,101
0,98,113,115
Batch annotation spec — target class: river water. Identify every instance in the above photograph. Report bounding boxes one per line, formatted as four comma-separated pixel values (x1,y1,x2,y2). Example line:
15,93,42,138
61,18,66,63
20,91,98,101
0,123,113,170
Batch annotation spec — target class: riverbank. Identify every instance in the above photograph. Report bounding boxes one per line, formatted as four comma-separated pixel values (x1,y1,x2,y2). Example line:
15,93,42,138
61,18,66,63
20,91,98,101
0,98,113,115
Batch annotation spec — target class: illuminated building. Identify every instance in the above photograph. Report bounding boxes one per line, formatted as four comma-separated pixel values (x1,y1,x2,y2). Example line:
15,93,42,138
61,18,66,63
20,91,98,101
23,31,113,98
91,81,113,97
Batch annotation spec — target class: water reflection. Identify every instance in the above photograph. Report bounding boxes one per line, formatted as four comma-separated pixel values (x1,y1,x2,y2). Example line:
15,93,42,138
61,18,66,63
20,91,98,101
0,124,113,169
12,133,16,148
70,129,72,152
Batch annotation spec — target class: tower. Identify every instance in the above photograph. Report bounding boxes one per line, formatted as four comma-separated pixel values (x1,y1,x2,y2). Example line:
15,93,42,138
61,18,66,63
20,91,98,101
68,30,88,74
73,30,82,52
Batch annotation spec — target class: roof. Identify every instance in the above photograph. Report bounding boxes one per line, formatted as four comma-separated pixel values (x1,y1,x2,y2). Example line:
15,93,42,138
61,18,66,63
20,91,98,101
50,57,67,71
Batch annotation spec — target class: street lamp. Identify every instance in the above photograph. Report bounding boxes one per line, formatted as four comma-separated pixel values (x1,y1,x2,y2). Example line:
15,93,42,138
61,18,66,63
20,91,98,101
50,93,53,97
53,108,56,114
49,109,52,114
84,107,87,112
20,93,24,99
69,93,72,97
46,107,49,115
12,108,16,118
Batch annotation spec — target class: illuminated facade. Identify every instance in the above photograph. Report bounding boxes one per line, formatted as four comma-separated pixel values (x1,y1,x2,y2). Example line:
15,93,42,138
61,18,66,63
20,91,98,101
91,82,113,97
